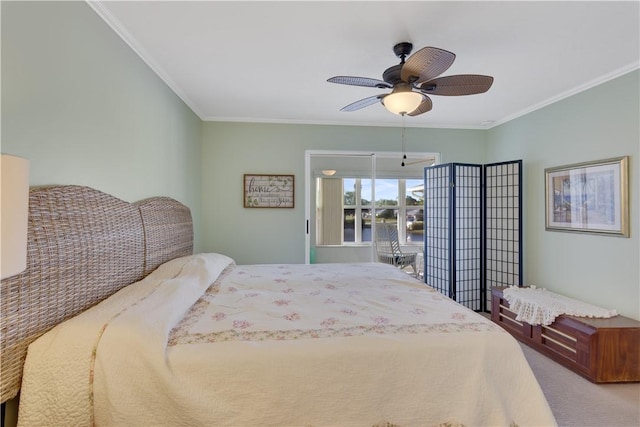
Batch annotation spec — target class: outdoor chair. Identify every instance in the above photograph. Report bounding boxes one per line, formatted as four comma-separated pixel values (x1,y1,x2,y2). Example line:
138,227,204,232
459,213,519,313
374,223,421,277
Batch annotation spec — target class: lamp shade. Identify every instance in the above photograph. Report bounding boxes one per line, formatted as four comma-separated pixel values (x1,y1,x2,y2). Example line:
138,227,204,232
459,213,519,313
1,154,30,279
382,90,423,115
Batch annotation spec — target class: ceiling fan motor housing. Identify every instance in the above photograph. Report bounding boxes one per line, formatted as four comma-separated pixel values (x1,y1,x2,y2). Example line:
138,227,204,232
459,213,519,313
383,64,404,85
383,42,414,85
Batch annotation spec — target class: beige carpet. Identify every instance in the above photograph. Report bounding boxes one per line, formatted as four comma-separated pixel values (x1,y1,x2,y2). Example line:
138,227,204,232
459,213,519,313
519,342,640,427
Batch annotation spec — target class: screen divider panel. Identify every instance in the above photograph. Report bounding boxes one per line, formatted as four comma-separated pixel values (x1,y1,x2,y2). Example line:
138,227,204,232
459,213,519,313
423,165,451,298
453,164,482,311
484,160,523,310
424,160,522,312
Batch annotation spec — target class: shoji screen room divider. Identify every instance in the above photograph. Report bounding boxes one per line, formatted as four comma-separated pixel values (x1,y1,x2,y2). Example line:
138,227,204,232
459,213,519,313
423,160,522,311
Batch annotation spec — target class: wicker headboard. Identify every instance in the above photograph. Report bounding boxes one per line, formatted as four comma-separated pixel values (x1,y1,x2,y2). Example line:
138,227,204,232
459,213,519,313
0,186,193,402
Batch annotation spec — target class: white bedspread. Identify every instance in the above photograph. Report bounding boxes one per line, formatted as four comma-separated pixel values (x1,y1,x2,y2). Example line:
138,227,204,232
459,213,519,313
19,253,556,427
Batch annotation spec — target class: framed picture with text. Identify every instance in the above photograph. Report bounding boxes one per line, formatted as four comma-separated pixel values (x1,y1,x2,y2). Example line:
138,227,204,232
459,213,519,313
545,156,629,237
243,174,294,208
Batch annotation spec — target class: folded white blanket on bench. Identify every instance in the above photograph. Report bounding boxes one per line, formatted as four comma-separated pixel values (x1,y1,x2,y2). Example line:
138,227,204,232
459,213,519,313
502,286,618,326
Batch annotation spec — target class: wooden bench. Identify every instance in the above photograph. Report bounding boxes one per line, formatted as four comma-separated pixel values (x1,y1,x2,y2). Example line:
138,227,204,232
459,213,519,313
491,286,640,383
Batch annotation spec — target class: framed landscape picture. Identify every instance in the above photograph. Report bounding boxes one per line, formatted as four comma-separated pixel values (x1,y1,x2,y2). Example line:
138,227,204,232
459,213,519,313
243,174,294,208
545,156,629,237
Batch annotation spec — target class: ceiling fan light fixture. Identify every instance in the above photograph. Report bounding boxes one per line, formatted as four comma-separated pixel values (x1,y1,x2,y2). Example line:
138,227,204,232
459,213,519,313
328,43,493,117
382,87,423,115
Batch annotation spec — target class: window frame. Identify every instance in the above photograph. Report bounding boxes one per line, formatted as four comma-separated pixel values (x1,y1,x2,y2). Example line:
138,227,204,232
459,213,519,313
337,177,424,246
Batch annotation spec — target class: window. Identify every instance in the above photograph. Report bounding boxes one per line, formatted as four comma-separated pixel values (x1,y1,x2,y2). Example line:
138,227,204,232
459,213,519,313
405,178,424,243
343,178,372,242
317,177,425,245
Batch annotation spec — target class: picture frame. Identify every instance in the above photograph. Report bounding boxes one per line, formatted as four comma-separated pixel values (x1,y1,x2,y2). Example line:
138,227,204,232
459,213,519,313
243,174,294,208
545,156,629,237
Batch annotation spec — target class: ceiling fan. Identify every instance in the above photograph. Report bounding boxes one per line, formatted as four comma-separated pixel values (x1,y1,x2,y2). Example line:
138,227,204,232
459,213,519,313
328,42,494,116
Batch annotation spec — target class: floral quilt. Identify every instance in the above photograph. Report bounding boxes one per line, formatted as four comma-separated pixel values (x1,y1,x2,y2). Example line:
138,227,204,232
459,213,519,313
18,254,556,427
170,263,497,345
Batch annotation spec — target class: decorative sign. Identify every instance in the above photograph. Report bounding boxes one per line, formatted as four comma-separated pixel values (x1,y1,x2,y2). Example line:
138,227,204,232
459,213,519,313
243,174,294,208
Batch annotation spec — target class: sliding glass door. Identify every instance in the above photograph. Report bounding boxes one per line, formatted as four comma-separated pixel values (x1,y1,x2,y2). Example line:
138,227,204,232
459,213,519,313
305,150,439,264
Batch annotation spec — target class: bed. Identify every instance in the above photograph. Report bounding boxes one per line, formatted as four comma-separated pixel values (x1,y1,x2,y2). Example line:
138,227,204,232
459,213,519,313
1,186,556,427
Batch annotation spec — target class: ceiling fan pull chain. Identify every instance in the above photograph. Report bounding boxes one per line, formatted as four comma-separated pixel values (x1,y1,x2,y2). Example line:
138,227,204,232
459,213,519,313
401,113,407,167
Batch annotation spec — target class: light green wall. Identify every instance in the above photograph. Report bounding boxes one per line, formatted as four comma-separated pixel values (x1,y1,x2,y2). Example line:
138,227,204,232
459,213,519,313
2,2,637,319
201,122,487,265
487,70,640,319
1,1,203,250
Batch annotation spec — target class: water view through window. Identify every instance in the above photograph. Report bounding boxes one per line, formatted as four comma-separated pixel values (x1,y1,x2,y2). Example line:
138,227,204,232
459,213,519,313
342,178,424,244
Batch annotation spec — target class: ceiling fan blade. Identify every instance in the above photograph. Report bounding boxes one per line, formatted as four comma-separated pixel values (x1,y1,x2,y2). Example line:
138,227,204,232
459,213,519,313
401,47,456,85
407,96,433,116
419,75,494,96
328,76,392,89
404,158,436,166
340,95,383,112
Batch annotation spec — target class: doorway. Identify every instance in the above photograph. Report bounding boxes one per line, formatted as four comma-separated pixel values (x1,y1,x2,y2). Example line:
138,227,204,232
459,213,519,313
304,150,440,264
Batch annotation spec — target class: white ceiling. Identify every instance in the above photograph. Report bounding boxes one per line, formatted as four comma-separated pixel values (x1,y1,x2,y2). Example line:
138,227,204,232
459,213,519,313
90,1,639,130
